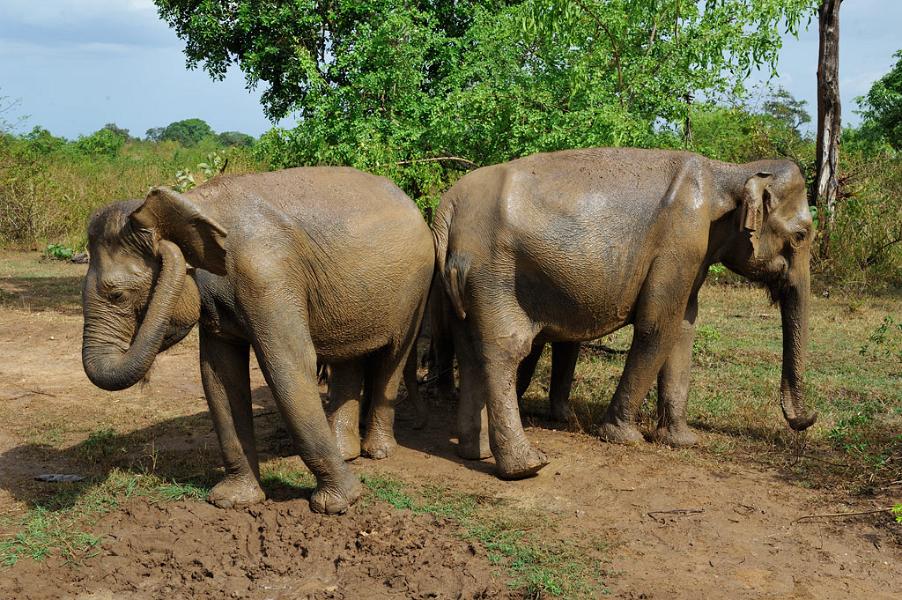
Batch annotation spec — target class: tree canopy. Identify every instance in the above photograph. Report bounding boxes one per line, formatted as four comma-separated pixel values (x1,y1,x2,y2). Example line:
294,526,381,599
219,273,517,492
858,49,902,151
157,118,215,147
155,0,818,201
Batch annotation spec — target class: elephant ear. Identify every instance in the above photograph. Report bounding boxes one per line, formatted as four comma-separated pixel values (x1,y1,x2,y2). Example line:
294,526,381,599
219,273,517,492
130,187,228,275
740,172,773,257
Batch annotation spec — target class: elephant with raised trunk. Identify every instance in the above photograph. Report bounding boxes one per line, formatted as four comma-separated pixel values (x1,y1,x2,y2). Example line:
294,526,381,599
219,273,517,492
81,167,434,513
433,148,816,479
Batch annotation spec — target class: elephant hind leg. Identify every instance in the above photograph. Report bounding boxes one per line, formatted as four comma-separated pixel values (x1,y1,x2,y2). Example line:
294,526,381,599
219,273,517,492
327,359,365,461
459,308,548,479
360,345,408,460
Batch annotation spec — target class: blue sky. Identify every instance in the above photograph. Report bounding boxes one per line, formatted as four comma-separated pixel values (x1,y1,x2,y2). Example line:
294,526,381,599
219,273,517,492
1,0,899,139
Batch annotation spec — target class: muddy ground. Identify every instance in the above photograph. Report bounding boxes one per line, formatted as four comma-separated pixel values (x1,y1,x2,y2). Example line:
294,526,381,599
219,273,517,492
0,253,899,599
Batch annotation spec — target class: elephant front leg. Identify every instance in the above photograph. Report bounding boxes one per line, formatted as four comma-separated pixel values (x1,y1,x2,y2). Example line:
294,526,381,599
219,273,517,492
599,289,690,444
199,330,265,509
654,296,700,447
516,341,543,402
403,350,429,430
236,274,361,514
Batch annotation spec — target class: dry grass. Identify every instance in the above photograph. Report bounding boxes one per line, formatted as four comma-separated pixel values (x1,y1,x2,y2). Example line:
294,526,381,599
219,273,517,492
520,282,902,494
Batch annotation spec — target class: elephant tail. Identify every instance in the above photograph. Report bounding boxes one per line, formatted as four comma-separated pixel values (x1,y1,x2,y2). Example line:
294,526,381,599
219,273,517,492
432,195,469,321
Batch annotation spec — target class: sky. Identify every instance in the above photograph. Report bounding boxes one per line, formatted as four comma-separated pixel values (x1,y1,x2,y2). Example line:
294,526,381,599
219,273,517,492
0,0,899,140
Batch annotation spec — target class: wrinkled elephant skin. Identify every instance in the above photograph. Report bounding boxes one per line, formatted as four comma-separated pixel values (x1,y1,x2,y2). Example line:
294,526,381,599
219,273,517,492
433,148,815,479
82,167,434,514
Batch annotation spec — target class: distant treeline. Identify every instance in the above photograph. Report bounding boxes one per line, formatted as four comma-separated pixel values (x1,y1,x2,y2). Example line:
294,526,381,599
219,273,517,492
0,93,899,288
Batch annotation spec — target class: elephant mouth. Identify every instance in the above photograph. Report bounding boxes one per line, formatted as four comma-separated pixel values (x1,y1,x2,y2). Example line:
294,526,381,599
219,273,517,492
160,323,195,352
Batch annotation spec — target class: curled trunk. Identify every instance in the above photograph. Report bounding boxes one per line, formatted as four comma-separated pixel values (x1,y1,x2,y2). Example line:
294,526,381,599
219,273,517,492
777,265,816,431
82,241,186,391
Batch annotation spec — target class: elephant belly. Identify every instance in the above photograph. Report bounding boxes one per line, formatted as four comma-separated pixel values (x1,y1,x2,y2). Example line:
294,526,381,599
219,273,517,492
510,233,651,343
306,260,433,362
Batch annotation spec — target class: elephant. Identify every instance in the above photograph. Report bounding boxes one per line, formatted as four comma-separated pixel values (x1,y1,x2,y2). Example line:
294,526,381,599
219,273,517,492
432,147,816,479
81,167,434,513
425,270,578,422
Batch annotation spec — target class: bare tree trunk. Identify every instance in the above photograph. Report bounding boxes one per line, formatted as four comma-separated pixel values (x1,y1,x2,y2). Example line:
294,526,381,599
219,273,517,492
813,0,841,260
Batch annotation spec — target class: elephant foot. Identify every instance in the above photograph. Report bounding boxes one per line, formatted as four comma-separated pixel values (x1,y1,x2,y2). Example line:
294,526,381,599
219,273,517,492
361,431,398,460
549,402,574,424
494,441,548,480
332,424,361,462
456,432,492,460
310,471,362,515
598,420,644,445
208,473,265,509
654,425,700,448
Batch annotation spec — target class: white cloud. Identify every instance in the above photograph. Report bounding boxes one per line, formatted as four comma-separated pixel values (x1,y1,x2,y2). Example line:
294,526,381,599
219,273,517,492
0,0,172,49
0,0,155,26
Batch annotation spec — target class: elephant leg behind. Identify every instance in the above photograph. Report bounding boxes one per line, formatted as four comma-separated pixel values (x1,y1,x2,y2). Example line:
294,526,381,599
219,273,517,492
327,359,366,461
360,290,430,459
516,341,579,424
199,328,266,508
428,278,456,405
548,341,579,423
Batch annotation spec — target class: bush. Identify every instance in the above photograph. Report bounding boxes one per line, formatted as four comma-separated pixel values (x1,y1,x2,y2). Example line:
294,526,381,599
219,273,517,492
0,133,263,250
217,131,255,147
75,128,127,156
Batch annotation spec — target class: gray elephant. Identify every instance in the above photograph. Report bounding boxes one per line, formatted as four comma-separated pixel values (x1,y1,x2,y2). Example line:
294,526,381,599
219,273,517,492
81,167,434,513
433,148,815,479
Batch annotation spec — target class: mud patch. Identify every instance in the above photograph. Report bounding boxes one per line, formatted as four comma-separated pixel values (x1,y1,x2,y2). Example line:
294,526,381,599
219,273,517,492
0,497,507,600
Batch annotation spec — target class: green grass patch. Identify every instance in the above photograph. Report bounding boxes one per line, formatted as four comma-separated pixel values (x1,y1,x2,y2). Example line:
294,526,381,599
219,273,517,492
362,475,607,598
0,468,208,567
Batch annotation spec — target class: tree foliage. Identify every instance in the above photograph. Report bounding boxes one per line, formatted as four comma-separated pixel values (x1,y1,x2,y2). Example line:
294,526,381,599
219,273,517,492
858,49,902,151
217,131,255,147
156,0,817,203
158,118,215,147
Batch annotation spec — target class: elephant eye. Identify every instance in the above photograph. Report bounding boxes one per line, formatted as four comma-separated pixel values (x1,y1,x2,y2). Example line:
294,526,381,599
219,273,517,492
792,230,807,244
108,290,125,303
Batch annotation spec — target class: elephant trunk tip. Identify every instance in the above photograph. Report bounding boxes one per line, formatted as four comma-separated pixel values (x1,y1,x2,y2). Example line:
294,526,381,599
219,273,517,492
784,410,817,432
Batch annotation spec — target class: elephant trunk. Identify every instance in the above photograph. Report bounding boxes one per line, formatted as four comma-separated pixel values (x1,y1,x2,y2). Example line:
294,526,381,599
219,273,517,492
82,240,186,391
777,264,816,431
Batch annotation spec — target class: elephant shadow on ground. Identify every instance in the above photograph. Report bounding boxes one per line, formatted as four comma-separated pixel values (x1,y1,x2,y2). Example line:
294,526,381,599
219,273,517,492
0,386,311,513
0,381,499,515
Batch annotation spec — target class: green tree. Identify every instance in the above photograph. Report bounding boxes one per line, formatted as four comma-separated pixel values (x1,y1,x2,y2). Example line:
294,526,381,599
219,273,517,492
217,131,255,147
858,49,902,151
762,87,811,134
75,127,127,156
160,118,215,147
145,126,165,142
156,0,817,202
100,122,133,141
23,126,67,155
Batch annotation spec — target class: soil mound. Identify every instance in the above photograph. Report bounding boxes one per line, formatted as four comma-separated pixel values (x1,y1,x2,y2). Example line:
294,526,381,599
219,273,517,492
1,497,507,600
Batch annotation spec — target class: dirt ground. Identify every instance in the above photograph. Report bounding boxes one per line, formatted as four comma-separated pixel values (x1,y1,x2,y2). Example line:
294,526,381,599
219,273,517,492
0,253,900,599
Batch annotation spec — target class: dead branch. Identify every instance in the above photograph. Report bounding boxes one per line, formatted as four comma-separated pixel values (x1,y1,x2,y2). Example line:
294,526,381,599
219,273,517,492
647,508,705,522
793,508,893,523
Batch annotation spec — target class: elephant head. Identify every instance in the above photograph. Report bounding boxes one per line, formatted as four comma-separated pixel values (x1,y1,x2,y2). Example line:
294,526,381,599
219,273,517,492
81,188,227,391
719,161,816,432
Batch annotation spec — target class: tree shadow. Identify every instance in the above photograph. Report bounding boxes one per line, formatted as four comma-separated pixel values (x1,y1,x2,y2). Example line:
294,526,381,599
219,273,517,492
0,275,84,315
